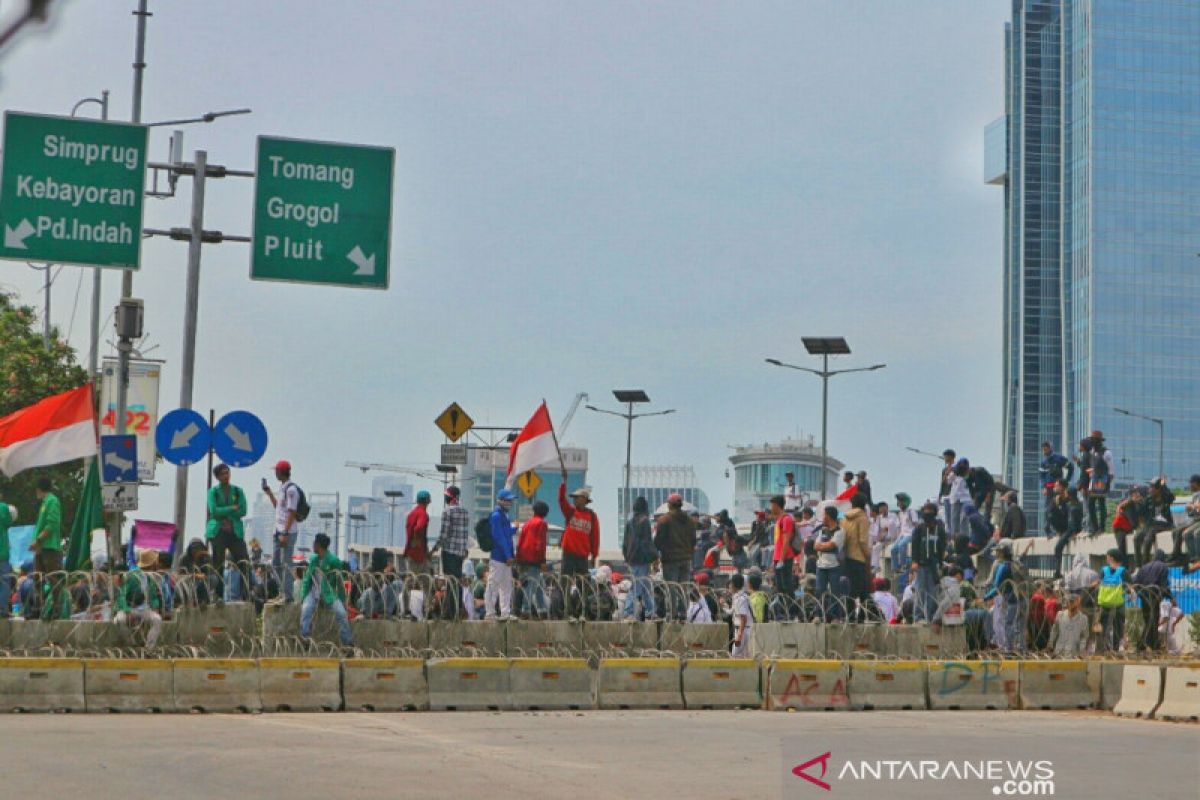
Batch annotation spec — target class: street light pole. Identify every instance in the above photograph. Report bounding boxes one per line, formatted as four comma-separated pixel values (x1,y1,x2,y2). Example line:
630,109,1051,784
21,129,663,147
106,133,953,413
766,337,886,500
1114,407,1165,480
70,91,110,378
586,390,675,521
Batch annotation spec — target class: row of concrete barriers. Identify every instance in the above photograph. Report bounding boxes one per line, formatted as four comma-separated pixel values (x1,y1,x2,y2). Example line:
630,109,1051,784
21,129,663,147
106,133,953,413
0,608,975,660
0,656,1193,716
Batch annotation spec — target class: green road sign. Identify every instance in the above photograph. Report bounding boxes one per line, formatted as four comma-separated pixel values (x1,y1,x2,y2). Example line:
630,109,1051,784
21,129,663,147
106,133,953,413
0,111,148,269
251,135,394,289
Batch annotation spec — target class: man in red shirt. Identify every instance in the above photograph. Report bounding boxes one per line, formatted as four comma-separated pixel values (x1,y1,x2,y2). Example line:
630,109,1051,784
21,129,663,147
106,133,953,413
403,490,432,575
558,479,600,575
770,494,798,611
515,500,550,617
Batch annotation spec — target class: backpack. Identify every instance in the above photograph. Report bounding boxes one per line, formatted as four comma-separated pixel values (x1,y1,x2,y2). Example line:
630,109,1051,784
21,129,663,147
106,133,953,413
475,516,494,552
285,482,311,522
1006,559,1032,595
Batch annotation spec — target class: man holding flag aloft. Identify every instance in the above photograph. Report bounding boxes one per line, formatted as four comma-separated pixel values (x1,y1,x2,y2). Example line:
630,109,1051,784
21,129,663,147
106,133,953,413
505,400,600,572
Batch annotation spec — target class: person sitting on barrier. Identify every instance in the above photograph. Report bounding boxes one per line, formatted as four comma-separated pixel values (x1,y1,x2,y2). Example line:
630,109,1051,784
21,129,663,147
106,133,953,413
115,548,165,648
428,576,460,621
1170,474,1200,566
729,573,752,657
931,566,965,630
1158,596,1184,656
1050,487,1084,578
178,538,215,607
890,493,919,594
1136,480,1175,568
944,534,974,583
695,571,719,620
1048,591,1088,656
1111,486,1145,563
869,577,899,624
299,533,353,648
686,584,712,623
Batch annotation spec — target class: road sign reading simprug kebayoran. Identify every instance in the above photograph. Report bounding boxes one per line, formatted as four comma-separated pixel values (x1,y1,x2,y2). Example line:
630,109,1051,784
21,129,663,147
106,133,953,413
0,111,148,268
251,135,394,289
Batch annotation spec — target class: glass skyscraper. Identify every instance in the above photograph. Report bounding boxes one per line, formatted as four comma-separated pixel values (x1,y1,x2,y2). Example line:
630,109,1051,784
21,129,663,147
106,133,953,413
988,0,1200,525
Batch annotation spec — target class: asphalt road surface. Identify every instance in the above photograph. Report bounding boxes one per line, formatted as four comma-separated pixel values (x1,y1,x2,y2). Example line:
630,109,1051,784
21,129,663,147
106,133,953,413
4,710,1196,799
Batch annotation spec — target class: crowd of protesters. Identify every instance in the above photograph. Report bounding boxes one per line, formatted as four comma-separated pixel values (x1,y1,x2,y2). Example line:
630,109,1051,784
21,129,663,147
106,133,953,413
2,436,1198,657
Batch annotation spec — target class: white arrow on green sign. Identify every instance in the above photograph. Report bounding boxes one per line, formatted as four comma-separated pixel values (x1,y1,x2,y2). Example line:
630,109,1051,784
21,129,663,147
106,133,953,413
250,135,394,289
0,111,148,269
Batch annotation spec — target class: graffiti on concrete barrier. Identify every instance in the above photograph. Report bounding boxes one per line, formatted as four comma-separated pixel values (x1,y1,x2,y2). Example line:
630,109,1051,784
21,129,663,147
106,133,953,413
778,673,850,707
937,662,1016,702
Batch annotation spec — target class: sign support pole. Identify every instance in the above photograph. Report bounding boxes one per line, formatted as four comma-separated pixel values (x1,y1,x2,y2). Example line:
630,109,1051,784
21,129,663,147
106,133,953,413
171,149,207,567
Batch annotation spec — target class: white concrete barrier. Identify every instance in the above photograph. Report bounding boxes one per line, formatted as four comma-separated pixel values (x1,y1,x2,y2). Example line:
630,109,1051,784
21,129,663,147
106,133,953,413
1113,665,1164,719
927,660,1018,710
1018,661,1094,710
84,658,172,712
597,657,683,709
341,658,428,711
509,658,594,709
1155,665,1199,722
259,657,342,712
427,657,512,710
172,658,260,713
0,657,85,712
847,661,928,710
766,660,850,711
682,658,760,709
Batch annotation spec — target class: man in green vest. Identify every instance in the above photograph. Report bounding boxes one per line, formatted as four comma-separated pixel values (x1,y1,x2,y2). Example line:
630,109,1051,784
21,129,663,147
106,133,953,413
0,499,14,617
206,463,249,602
299,533,352,647
32,478,63,573
33,478,65,620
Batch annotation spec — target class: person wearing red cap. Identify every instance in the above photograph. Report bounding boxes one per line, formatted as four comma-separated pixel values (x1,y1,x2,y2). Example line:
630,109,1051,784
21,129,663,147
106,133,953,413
263,459,300,602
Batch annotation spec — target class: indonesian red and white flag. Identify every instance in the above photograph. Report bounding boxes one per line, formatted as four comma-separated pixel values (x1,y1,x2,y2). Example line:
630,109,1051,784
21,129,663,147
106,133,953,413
0,384,98,477
505,401,561,486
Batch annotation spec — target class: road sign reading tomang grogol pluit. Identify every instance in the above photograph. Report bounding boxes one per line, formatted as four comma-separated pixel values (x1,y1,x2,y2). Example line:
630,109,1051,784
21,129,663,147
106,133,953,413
251,135,394,289
0,111,148,268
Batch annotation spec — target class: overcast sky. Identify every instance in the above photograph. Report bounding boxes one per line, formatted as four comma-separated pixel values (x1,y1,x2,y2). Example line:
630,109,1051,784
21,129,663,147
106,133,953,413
1,1,1009,546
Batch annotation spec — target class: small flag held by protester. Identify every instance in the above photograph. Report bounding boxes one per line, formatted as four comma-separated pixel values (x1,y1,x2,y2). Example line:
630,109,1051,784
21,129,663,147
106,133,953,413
0,384,98,477
505,401,563,488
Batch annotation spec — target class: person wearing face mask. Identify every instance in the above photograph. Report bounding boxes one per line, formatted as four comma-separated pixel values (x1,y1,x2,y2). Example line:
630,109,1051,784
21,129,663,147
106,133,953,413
909,502,947,623
483,489,517,620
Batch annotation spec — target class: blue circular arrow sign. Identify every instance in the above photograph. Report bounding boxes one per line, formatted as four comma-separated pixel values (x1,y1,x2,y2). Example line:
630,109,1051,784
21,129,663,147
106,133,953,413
155,408,211,466
212,410,269,468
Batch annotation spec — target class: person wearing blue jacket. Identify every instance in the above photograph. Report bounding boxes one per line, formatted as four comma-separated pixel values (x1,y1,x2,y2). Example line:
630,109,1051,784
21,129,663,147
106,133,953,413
483,489,517,619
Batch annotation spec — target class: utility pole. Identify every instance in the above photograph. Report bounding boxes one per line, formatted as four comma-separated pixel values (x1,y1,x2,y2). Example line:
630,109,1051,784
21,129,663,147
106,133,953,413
116,0,151,439
142,151,252,566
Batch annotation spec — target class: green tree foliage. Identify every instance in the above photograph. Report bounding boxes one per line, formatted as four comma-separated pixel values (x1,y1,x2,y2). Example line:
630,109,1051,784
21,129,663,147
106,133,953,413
0,289,90,560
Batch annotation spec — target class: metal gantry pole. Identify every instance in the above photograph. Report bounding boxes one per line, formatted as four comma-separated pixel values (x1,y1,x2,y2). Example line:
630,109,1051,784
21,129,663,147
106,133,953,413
1157,420,1164,480
171,150,207,566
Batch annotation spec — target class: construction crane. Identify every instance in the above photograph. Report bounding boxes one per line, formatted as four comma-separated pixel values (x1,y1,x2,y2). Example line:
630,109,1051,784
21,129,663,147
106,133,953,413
558,392,588,437
345,461,445,481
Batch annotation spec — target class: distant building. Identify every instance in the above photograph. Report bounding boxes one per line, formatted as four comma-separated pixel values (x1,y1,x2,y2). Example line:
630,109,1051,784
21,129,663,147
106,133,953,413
461,445,588,535
987,1,1200,526
728,438,844,524
616,465,711,548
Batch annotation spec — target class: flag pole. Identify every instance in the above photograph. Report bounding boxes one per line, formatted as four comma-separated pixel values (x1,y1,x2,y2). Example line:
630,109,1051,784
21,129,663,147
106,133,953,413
544,398,567,474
